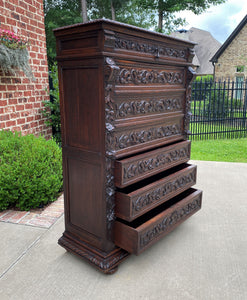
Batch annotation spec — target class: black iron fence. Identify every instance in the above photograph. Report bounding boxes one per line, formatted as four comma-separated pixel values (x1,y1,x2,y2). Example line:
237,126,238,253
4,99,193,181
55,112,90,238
190,79,247,140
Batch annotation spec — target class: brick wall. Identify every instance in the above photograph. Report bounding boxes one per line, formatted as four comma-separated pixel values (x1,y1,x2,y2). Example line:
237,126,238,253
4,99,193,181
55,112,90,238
215,23,247,81
0,0,51,138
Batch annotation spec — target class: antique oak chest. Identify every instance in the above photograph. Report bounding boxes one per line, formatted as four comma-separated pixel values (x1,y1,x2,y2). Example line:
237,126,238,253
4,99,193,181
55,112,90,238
54,19,202,274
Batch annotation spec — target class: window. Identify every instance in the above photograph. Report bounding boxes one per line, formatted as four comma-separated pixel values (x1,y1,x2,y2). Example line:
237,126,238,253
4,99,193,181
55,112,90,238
236,66,244,73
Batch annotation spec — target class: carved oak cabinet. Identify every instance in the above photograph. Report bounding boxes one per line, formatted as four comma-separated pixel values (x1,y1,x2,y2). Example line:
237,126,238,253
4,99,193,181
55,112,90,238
54,20,202,274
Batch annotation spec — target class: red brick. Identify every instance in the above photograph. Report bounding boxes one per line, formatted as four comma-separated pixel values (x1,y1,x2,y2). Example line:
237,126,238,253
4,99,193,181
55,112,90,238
20,15,28,24
27,116,34,122
9,98,18,105
0,211,17,221
22,123,29,130
7,211,29,223
5,2,15,10
6,120,16,127
16,104,25,111
17,118,26,125
7,85,17,91
18,212,38,224
33,59,40,65
10,0,19,5
34,102,41,108
0,85,6,91
6,17,17,26
11,113,19,119
19,1,28,10
30,19,38,27
0,100,7,106
12,126,21,131
18,97,28,103
29,52,36,59
24,91,32,97
0,114,10,121
25,103,33,109
0,122,5,129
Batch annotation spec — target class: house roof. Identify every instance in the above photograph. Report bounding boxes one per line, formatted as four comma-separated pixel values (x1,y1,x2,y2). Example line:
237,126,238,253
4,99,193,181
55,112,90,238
210,14,247,63
170,27,221,75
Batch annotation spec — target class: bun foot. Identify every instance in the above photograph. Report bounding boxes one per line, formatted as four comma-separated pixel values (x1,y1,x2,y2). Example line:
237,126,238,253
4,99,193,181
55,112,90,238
105,266,118,275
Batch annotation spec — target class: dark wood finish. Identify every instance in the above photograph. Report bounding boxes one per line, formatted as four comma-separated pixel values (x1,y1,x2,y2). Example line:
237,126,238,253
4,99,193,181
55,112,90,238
114,188,202,255
115,140,191,188
54,19,201,274
115,164,197,221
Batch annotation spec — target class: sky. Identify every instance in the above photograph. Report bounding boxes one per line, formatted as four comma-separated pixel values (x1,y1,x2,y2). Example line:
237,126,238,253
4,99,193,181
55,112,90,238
176,0,247,44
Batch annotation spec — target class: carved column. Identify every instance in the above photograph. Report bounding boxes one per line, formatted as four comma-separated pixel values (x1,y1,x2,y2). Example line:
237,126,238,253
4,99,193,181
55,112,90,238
104,57,120,240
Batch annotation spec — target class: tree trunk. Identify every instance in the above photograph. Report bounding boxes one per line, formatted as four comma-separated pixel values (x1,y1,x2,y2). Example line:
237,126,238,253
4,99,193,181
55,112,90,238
111,1,116,21
81,0,88,23
158,8,163,32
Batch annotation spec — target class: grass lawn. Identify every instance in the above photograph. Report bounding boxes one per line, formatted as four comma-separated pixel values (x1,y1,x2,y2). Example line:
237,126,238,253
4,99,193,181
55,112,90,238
190,138,247,162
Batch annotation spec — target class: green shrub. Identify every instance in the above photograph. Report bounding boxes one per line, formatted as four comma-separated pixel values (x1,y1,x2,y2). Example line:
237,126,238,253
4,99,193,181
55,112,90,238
0,130,63,211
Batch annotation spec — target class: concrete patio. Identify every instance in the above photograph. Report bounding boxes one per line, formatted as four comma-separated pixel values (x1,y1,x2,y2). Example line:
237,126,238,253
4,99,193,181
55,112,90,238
0,160,247,300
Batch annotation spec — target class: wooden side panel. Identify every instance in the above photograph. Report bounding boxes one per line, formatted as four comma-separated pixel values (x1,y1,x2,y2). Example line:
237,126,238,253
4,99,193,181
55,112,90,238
67,157,104,239
62,66,102,152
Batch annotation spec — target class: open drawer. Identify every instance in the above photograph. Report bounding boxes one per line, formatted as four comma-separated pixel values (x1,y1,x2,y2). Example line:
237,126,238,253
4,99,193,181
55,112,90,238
115,164,197,221
114,140,191,188
114,188,202,255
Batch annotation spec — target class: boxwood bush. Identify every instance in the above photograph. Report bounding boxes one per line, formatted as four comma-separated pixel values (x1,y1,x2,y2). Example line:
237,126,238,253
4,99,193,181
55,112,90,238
0,130,63,211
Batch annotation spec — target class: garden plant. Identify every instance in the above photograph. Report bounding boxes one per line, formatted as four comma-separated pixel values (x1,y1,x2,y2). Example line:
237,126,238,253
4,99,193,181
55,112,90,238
0,130,63,211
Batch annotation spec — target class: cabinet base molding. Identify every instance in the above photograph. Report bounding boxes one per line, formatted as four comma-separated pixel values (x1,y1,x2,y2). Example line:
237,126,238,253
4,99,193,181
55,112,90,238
58,232,129,274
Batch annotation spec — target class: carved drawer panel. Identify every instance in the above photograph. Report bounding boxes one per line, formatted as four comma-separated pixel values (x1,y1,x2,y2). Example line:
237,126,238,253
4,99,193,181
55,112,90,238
114,140,191,188
113,91,185,121
108,114,184,158
114,33,190,63
114,188,202,255
115,64,185,87
115,164,197,222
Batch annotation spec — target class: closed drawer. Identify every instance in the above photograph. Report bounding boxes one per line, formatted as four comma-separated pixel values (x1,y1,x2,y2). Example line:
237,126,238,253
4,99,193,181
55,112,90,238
114,140,191,188
109,114,184,158
114,188,202,255
115,164,197,221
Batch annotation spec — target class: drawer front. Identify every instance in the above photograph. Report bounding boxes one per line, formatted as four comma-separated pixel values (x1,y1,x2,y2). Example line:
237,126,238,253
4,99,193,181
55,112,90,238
108,114,184,158
113,91,185,121
115,164,197,221
114,188,202,255
113,32,191,64
115,140,191,188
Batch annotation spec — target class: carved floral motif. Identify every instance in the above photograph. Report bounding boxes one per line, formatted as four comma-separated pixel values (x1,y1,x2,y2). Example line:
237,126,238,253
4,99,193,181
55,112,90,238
107,123,181,152
132,168,196,213
116,97,182,118
123,145,190,181
117,68,184,85
140,195,201,248
104,58,120,235
115,36,187,60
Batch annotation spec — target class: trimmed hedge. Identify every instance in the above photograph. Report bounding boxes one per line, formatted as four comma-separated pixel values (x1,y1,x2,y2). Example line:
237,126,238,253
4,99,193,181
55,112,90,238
0,130,63,211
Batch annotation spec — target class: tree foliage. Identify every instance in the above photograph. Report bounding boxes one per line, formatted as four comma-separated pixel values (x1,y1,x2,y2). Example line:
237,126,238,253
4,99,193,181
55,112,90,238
135,0,226,32
44,0,226,67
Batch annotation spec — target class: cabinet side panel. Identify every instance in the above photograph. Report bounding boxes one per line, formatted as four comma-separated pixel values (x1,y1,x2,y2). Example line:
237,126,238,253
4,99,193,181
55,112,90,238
67,157,103,238
62,67,101,151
